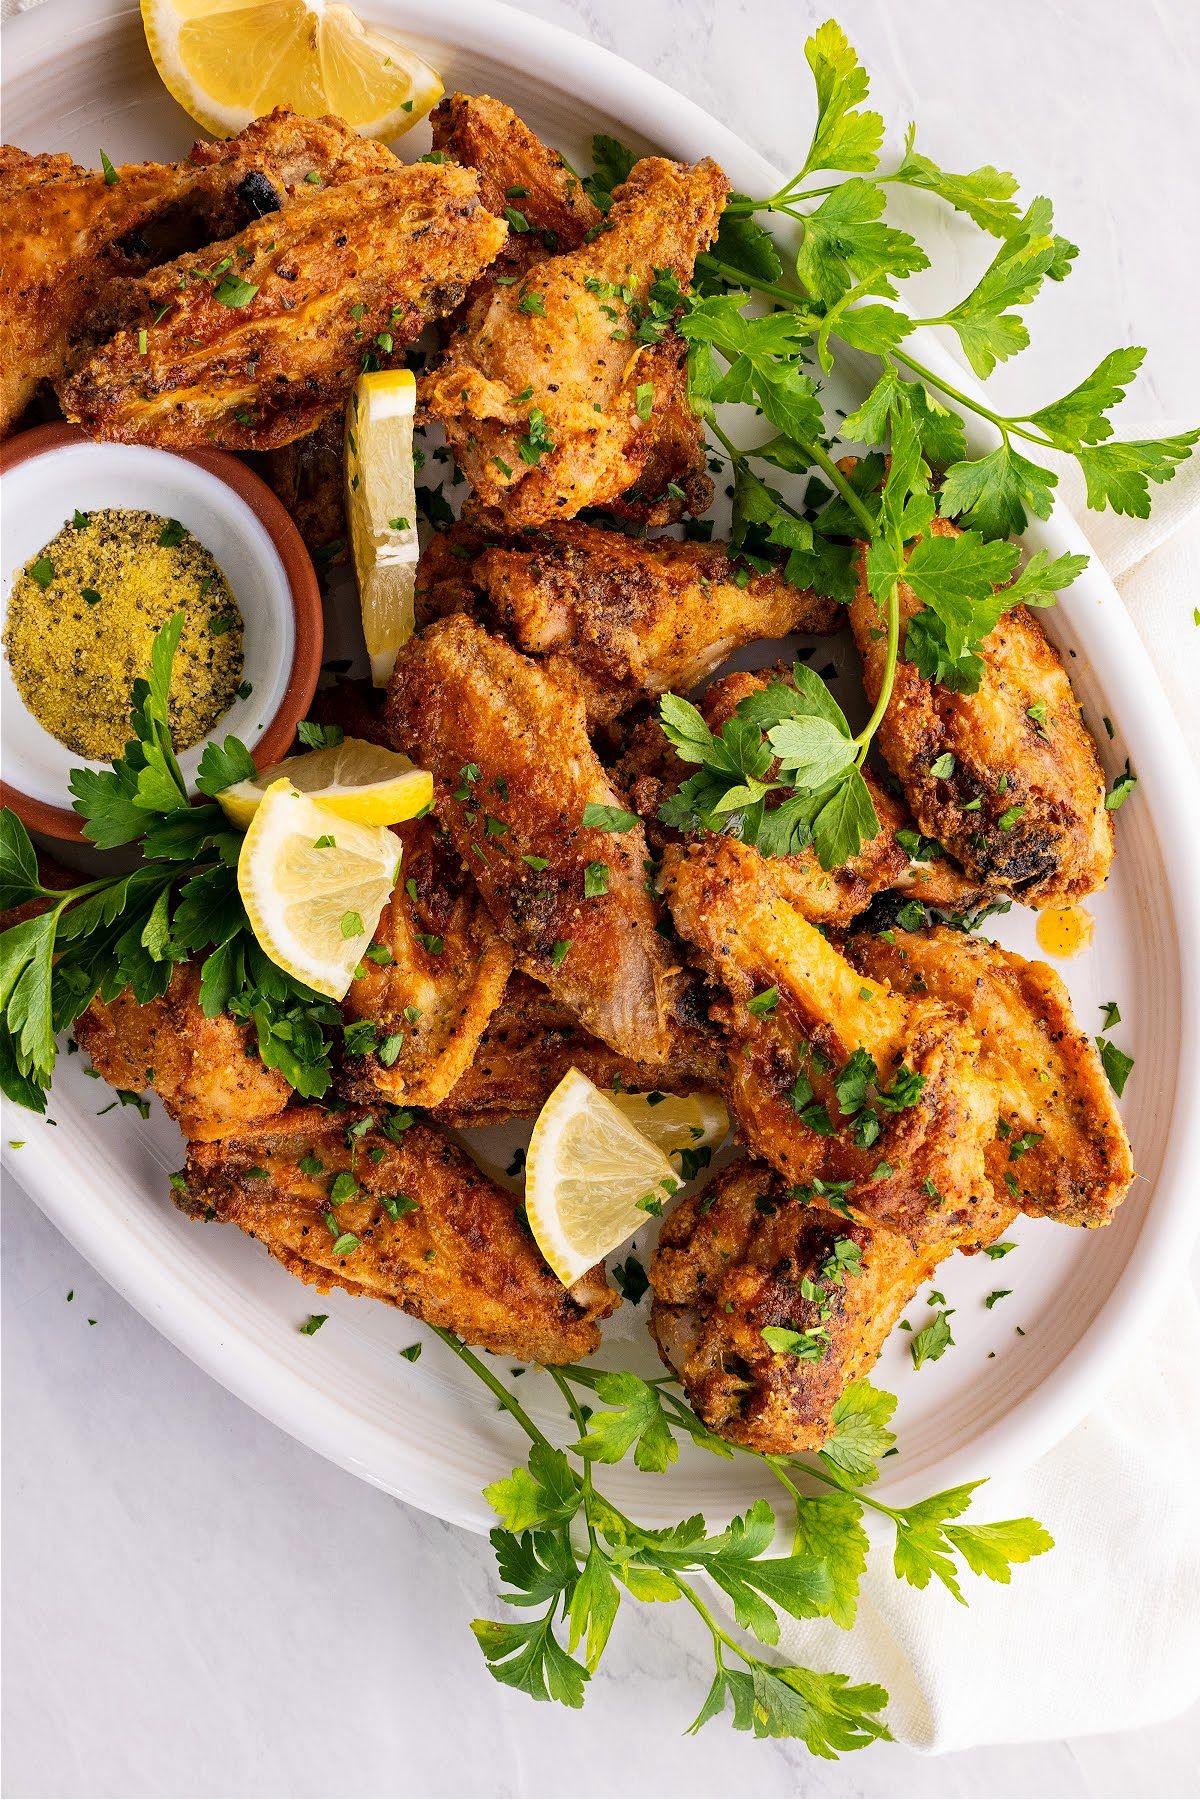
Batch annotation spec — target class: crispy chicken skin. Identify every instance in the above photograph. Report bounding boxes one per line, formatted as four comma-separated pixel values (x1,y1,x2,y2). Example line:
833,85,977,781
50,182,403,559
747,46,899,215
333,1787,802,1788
431,92,602,257
851,927,1134,1226
0,110,398,433
618,667,987,927
387,614,681,1067
650,1159,942,1453
849,521,1114,908
183,1111,618,1362
73,963,291,1142
60,162,507,451
424,155,728,526
429,96,710,525
431,972,705,1127
662,838,1012,1250
419,522,837,723
339,818,513,1110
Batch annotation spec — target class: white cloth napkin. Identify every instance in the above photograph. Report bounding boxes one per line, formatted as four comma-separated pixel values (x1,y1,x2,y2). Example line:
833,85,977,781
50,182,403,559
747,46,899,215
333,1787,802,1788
776,439,1200,1752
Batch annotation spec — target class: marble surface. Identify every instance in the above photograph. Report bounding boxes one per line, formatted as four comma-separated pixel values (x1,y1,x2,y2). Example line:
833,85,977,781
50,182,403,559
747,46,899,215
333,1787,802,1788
4,1,1200,1795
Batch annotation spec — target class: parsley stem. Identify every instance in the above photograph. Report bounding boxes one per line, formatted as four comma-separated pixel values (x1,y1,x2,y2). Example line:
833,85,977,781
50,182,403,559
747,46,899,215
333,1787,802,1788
887,349,1058,452
693,254,817,314
800,438,878,540
549,1367,599,1547
853,580,900,767
428,1326,554,1451
670,1571,756,1668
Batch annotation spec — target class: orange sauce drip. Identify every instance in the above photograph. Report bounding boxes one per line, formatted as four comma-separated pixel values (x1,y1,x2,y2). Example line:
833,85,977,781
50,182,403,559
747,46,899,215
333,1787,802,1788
1035,905,1094,959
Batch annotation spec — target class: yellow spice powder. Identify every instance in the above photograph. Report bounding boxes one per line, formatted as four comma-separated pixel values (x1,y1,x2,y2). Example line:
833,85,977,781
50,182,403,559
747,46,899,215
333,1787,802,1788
4,508,245,761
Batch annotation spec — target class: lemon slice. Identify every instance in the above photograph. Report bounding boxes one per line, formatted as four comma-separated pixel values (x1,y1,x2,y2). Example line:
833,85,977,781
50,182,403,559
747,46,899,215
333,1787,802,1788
345,369,421,686
218,736,432,830
611,1090,730,1162
525,1068,683,1288
140,0,443,140
237,778,400,999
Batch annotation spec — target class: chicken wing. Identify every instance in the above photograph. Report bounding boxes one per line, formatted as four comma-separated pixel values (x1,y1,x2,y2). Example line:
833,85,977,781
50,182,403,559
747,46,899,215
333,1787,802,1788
431,972,714,1126
424,154,728,526
850,926,1134,1226
0,110,398,434
848,521,1113,908
420,521,836,723
619,667,987,928
73,963,291,1141
59,162,507,451
386,614,681,1067
430,91,601,260
650,1157,941,1453
183,1110,618,1362
339,817,513,1110
662,838,1011,1249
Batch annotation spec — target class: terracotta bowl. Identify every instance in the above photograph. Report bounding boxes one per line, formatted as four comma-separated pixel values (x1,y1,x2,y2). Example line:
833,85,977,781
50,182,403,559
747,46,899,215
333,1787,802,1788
0,423,324,840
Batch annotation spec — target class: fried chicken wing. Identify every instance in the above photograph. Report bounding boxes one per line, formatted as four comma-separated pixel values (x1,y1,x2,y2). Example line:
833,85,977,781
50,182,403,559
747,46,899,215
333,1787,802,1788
850,927,1134,1226
663,838,1011,1249
431,91,601,258
59,162,507,451
0,110,398,434
422,522,836,723
73,963,290,1141
339,817,513,1110
430,972,713,1126
849,522,1113,908
183,1111,617,1362
424,155,728,526
386,614,681,1067
618,667,987,928
649,1158,941,1453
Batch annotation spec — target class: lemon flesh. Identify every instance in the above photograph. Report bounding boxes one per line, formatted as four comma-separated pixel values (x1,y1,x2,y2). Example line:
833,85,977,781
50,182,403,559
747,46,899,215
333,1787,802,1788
524,1068,683,1288
346,369,421,687
610,1090,730,1163
140,0,444,139
237,779,400,999
218,736,432,830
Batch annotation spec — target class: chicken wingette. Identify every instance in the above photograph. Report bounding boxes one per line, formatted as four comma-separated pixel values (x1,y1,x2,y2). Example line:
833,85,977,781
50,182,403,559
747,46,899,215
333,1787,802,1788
650,1158,943,1454
431,972,713,1127
183,1110,618,1362
848,520,1114,908
73,963,291,1141
619,667,988,928
850,927,1135,1227
339,817,513,1111
386,614,682,1068
429,95,713,525
662,838,1012,1250
59,161,507,451
0,109,398,434
417,521,837,723
424,154,728,526
430,91,602,266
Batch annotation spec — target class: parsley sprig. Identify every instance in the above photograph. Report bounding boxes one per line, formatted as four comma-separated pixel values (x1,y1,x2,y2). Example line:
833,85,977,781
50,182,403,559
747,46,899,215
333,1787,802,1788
644,18,1191,869
434,1331,1051,1747
0,615,339,1111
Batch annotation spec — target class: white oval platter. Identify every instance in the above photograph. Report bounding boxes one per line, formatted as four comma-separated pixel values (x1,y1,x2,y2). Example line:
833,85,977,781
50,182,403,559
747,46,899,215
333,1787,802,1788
2,0,1198,1532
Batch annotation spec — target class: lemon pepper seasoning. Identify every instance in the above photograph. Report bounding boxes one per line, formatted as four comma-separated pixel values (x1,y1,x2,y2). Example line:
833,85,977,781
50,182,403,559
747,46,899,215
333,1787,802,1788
4,508,244,760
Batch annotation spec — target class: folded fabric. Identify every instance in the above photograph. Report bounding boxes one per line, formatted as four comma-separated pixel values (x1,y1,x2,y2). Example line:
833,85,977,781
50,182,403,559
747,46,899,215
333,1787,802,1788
776,439,1200,1751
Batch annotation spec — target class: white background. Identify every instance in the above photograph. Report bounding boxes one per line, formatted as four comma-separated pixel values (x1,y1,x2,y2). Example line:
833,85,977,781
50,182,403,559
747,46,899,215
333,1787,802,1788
4,1,1200,1795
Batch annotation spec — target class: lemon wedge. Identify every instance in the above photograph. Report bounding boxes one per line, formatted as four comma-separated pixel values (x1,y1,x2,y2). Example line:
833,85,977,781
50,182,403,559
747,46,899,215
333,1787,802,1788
345,369,421,686
524,1068,684,1288
140,0,443,140
237,778,400,998
610,1090,730,1163
218,736,432,830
